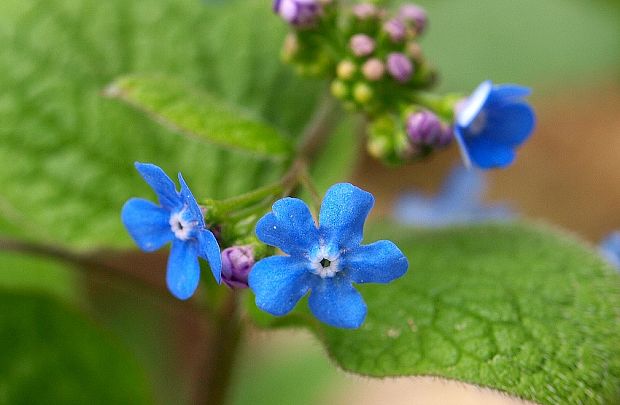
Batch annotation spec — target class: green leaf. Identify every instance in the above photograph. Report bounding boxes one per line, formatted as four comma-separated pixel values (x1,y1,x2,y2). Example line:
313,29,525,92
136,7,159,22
105,75,294,160
0,250,81,304
254,223,620,404
0,291,151,403
0,0,322,250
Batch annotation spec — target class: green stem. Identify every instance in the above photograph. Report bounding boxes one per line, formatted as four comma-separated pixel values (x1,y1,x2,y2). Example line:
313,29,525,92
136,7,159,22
194,289,242,405
410,91,464,121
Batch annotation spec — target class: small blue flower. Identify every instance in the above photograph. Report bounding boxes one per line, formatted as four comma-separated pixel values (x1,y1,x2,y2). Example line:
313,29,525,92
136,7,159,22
249,183,409,329
121,162,222,300
393,165,515,227
600,231,620,270
454,80,535,169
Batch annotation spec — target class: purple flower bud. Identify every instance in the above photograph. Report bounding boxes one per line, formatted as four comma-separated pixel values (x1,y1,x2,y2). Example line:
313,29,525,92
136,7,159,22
406,111,452,147
274,0,321,28
352,3,378,20
362,58,385,81
399,4,428,34
386,53,413,82
350,34,375,57
221,245,255,289
383,18,407,42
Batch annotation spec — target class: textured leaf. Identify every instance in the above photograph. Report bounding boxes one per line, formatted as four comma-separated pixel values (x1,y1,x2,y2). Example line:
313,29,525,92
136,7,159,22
253,223,620,404
0,0,322,249
0,291,151,403
106,75,294,160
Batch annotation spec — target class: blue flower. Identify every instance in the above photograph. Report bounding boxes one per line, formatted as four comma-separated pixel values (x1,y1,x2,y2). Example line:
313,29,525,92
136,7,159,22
454,80,535,169
121,162,222,300
600,232,620,270
249,183,409,329
393,165,515,227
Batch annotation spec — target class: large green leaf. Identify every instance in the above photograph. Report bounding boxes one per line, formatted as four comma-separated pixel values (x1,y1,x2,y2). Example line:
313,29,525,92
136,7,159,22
106,75,294,160
0,0,323,250
253,223,620,404
0,291,151,403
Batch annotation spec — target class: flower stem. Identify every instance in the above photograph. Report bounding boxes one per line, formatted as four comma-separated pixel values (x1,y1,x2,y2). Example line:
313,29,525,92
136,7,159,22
194,289,242,405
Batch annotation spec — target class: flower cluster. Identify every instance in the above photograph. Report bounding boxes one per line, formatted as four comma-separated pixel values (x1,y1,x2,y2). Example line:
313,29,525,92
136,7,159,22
274,1,536,169
121,164,406,329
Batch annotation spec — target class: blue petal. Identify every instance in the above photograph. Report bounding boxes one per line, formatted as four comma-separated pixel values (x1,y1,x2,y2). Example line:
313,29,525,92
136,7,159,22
248,255,312,316
344,240,408,284
437,165,486,209
166,239,200,300
456,80,492,127
135,162,182,211
121,198,174,252
197,229,222,283
318,183,374,249
489,84,531,103
466,138,516,169
178,173,205,227
453,126,473,169
600,231,620,270
256,198,319,256
308,275,367,329
483,103,535,146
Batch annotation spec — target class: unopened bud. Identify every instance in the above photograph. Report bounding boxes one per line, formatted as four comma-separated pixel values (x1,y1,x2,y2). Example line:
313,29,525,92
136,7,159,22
221,245,254,289
383,18,407,42
274,0,322,28
406,110,451,147
353,82,373,104
387,53,413,82
406,42,423,60
362,58,385,81
350,34,375,57
352,3,378,20
399,4,427,34
330,80,348,99
337,60,357,80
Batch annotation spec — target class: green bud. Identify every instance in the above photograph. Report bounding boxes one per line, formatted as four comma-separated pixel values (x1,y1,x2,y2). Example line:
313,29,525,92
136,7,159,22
353,82,373,104
330,80,349,99
336,60,357,80
367,135,390,160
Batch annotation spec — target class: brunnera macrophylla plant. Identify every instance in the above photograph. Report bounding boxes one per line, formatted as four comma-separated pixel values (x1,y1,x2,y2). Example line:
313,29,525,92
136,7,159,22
112,1,619,404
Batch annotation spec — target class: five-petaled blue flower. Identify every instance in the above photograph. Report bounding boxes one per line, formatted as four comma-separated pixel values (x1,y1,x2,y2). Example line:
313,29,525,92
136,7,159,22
121,162,222,300
600,231,620,271
249,183,409,329
454,80,536,169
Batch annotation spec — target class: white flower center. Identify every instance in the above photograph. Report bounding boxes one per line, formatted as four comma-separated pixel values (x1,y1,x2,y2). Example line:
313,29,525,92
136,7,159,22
310,245,341,278
169,208,197,241
468,110,487,136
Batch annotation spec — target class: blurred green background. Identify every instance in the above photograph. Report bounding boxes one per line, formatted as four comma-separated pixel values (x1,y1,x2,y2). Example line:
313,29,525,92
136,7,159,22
0,0,618,403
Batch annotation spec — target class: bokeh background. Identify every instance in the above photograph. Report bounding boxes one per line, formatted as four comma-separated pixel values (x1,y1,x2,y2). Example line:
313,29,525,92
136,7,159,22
0,0,618,403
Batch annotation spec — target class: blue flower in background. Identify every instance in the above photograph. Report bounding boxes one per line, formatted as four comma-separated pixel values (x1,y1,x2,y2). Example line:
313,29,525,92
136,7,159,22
393,165,515,227
454,80,535,169
249,183,408,329
121,163,222,300
599,232,620,270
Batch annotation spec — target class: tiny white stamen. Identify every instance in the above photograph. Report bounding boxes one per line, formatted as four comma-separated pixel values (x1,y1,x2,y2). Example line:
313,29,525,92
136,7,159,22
310,245,341,278
169,207,197,241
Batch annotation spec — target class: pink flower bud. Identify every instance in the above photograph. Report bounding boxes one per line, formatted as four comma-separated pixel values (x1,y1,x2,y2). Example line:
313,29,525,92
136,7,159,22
362,58,385,81
386,53,413,82
350,34,375,57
